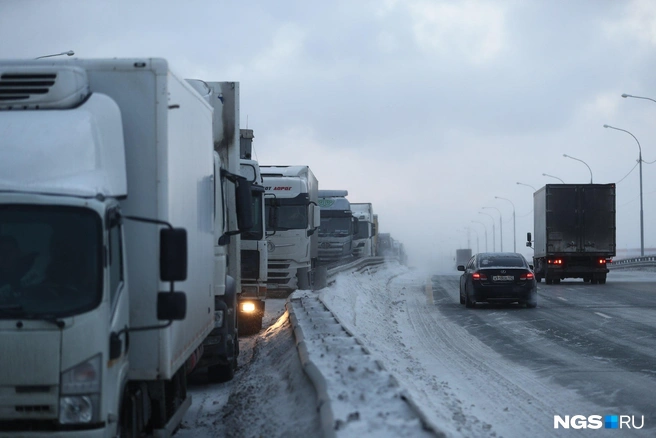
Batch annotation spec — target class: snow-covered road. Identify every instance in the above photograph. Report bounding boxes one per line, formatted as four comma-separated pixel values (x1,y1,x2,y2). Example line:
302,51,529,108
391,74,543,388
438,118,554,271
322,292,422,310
176,263,656,437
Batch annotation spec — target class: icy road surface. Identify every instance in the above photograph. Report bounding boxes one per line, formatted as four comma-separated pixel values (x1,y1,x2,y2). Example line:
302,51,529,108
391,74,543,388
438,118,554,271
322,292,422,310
176,264,656,437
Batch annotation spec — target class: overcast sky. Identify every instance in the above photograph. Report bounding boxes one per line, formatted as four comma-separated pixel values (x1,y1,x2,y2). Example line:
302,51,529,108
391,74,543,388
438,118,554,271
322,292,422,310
3,0,656,270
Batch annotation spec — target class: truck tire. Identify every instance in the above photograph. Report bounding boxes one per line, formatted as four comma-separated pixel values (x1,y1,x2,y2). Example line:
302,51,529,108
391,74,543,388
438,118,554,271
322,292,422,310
535,275,542,283
545,278,552,285
599,276,607,284
207,360,235,383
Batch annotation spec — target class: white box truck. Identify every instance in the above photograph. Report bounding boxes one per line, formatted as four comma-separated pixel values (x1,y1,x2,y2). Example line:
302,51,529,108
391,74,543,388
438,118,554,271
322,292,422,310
237,129,267,335
185,80,253,381
261,166,321,293
0,58,250,437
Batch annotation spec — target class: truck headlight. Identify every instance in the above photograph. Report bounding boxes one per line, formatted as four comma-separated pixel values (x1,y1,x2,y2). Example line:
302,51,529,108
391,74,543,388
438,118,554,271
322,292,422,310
241,302,256,313
59,354,101,424
214,309,224,328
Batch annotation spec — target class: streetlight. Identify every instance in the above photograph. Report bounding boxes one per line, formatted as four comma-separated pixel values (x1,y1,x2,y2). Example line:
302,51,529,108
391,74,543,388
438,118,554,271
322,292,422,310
563,154,593,183
603,124,644,257
542,173,565,183
495,196,516,252
622,93,656,104
35,50,75,60
472,221,488,252
478,211,496,251
467,226,480,253
482,206,503,252
516,182,536,191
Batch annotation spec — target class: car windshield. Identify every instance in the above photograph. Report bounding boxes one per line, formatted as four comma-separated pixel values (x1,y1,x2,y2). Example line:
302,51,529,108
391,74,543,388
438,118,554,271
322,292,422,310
478,254,526,268
0,205,102,319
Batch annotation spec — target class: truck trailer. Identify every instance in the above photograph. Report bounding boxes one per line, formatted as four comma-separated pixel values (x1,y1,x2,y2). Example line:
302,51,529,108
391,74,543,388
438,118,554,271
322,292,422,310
528,184,616,284
0,58,251,437
261,166,321,292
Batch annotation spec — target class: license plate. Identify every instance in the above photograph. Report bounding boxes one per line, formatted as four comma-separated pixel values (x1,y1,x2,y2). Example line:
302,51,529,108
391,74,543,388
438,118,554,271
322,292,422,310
493,275,514,281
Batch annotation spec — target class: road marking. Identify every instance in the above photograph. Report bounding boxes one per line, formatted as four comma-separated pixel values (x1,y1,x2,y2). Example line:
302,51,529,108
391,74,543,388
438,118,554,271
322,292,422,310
557,297,568,302
594,312,612,319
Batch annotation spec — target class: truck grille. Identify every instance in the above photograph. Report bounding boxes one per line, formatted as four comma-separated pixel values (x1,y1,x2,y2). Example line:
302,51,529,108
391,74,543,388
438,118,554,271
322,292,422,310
241,250,260,279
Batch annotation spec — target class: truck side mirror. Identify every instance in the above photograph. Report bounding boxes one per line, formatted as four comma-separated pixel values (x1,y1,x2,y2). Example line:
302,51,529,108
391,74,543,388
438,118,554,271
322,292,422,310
160,228,187,282
157,292,187,320
527,232,532,242
236,179,254,231
313,205,321,228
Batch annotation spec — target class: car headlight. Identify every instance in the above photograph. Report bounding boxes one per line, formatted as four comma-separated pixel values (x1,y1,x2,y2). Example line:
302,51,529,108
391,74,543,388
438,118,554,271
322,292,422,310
214,309,224,328
59,354,101,424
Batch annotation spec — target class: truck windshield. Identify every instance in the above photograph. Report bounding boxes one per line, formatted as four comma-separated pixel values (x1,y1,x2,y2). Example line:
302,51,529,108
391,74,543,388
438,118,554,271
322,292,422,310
265,198,308,231
355,221,371,239
0,205,102,319
242,191,264,240
319,217,351,237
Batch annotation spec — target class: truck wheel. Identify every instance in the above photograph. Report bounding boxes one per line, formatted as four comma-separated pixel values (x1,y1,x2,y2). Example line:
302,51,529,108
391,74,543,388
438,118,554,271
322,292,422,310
207,361,235,383
535,275,542,283
545,278,552,285
599,276,607,284
553,278,560,284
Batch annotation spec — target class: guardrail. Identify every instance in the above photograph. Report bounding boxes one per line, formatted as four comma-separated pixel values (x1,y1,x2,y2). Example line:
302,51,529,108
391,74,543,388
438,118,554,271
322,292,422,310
608,256,656,270
326,256,386,282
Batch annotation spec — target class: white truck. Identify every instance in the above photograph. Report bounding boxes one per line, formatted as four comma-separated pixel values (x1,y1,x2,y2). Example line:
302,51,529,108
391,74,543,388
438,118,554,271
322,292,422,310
185,80,253,381
237,129,267,335
260,166,321,293
351,203,377,258
0,58,251,437
317,190,359,265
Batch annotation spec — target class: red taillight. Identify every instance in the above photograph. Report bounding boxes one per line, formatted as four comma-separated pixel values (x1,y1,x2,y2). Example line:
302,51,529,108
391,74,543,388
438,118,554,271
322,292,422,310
520,272,534,280
598,259,606,265
472,272,487,280
548,259,563,265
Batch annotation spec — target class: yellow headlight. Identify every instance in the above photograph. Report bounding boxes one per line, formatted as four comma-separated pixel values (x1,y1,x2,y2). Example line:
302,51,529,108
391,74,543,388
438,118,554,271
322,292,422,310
242,302,256,313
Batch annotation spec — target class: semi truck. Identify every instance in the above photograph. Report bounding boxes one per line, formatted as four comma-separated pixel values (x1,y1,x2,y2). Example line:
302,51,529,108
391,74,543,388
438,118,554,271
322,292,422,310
351,202,377,258
527,183,616,284
237,129,267,335
0,58,249,437
317,190,359,265
261,166,321,292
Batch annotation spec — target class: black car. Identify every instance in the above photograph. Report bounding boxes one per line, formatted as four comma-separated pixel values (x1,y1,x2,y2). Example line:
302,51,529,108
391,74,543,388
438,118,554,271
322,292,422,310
458,252,537,308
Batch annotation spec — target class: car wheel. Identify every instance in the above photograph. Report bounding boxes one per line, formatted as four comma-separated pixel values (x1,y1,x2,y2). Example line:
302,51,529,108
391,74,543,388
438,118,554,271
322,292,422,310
459,290,465,304
526,301,537,308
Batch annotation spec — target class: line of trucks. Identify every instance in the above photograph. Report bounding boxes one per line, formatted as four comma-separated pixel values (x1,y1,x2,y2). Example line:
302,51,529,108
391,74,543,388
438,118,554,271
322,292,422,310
0,57,406,437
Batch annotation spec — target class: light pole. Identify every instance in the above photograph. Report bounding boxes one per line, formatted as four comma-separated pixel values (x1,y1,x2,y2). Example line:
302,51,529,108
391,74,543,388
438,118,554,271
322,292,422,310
468,226,480,253
603,124,644,257
478,211,496,251
35,50,75,59
516,182,536,191
472,221,487,252
622,93,656,104
542,173,565,183
495,196,516,252
563,154,593,183
483,206,503,252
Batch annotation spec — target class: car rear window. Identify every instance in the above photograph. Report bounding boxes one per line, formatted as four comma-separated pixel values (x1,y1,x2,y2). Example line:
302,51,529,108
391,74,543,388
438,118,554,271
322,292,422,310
479,255,525,268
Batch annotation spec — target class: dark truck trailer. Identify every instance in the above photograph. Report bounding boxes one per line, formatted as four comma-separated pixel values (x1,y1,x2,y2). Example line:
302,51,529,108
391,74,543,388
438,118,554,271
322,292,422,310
528,184,616,284
456,248,473,269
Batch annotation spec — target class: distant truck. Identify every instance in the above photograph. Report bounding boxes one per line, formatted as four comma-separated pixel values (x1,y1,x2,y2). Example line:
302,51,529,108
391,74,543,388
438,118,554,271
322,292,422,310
378,233,392,257
261,165,321,292
0,59,250,437
318,190,359,265
528,184,616,284
351,202,377,258
456,248,473,268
